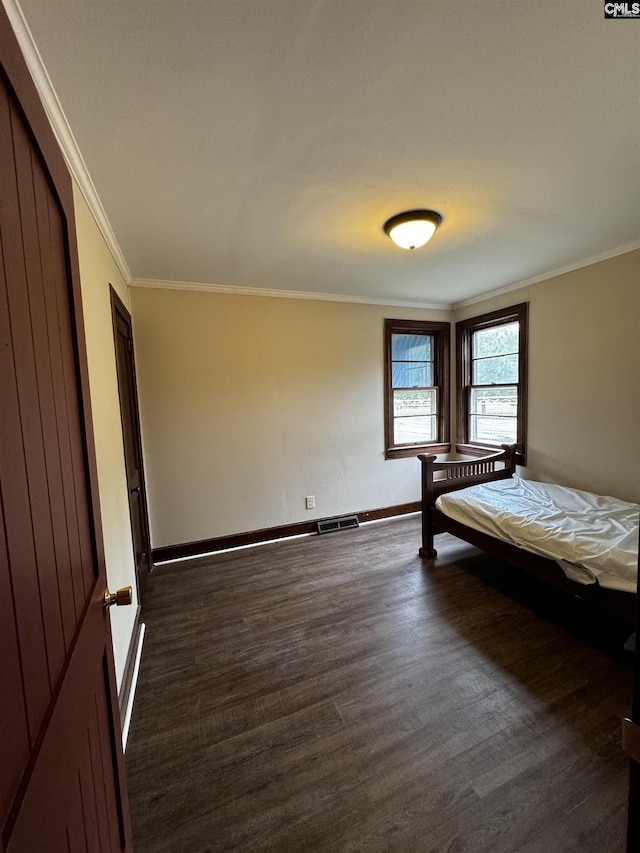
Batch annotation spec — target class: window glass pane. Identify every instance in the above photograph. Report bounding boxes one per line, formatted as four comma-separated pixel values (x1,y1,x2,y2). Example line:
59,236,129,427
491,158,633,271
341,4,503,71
393,389,437,417
470,387,517,443
392,363,433,388
470,386,517,415
384,319,450,455
473,322,518,358
470,415,517,444
473,353,518,384
391,333,432,361
394,415,437,445
457,305,526,455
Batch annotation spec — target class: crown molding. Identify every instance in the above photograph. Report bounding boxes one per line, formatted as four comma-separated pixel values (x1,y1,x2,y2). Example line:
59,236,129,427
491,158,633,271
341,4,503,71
453,240,640,310
3,0,132,284
129,277,452,311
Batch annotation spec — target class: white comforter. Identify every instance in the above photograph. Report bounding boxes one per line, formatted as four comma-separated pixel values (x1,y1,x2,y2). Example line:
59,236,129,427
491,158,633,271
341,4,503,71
436,475,639,593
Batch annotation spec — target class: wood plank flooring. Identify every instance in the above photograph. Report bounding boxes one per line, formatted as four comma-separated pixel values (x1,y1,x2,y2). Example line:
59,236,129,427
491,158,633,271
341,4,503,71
125,515,634,852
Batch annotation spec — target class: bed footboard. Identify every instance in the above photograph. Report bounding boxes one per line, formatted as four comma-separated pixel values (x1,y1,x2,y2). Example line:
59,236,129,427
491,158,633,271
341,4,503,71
418,445,516,558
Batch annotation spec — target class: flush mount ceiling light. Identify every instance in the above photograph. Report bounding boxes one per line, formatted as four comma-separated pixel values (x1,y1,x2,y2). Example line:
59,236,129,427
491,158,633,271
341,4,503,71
383,209,443,250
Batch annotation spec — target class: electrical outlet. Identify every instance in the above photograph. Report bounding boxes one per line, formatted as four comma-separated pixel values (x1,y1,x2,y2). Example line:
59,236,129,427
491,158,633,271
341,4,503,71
305,495,315,510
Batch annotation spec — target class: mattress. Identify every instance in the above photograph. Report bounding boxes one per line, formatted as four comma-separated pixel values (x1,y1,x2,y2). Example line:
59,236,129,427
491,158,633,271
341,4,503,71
435,475,639,593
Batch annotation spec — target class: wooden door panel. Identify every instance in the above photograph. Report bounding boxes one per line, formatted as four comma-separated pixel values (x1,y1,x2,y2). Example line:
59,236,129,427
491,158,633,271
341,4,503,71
10,92,68,684
26,137,78,647
0,83,52,740
0,6,132,849
47,181,97,608
6,606,126,852
31,142,85,642
44,176,93,616
0,489,30,824
1,86,97,734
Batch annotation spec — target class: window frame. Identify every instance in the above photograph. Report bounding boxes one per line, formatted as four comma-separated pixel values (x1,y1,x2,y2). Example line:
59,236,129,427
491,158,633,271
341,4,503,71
384,318,451,459
456,302,528,464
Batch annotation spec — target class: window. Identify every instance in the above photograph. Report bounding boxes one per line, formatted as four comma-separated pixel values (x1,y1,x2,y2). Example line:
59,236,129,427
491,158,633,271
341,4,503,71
384,319,450,458
456,303,528,462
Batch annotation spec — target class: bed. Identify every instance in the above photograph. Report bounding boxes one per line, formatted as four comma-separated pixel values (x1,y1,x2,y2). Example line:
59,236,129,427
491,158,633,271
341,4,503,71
418,446,638,625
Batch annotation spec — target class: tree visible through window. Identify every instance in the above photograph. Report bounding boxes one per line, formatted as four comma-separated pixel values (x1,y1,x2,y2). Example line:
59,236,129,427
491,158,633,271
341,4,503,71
456,303,528,461
470,321,519,444
384,319,450,458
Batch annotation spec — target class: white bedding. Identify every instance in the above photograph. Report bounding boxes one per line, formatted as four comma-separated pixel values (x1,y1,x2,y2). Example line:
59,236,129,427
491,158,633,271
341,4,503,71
436,475,639,593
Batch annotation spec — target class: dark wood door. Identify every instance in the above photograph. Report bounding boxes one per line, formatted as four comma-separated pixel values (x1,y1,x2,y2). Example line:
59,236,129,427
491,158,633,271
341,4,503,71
111,287,151,600
0,8,132,852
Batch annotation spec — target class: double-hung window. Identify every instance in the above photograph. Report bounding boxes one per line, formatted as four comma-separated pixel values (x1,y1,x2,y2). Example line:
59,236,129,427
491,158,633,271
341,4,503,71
384,319,450,458
456,303,528,462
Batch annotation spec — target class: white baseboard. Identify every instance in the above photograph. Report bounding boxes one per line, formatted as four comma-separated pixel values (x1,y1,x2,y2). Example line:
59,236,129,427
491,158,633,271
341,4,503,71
122,622,146,751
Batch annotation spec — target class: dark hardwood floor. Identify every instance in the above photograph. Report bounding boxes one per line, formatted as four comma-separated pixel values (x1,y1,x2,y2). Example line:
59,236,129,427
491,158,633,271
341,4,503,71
125,515,633,852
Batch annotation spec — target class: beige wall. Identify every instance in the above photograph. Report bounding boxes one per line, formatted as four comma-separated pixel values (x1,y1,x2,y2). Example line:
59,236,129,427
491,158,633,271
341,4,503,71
130,288,450,548
455,249,640,502
130,248,639,554
73,183,138,689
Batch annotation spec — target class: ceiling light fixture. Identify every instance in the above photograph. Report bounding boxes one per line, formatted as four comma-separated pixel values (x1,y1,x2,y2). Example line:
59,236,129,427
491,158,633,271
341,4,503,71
383,209,443,250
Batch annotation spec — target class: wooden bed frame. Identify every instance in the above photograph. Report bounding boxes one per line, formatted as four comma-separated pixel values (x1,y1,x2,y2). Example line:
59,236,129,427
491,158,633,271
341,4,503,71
418,446,636,626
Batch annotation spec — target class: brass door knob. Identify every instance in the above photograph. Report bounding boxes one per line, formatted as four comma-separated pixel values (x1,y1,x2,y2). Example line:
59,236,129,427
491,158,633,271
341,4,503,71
104,586,133,608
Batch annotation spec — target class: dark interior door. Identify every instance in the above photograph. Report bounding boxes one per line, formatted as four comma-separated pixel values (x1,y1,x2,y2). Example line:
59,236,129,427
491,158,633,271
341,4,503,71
111,287,151,600
0,8,132,851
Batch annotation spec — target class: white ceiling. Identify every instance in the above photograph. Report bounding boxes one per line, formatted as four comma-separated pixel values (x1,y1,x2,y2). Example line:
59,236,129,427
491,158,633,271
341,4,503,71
11,0,640,307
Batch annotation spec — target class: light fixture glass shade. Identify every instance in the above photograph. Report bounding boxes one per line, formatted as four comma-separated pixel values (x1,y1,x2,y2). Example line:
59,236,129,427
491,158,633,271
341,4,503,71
383,210,442,250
